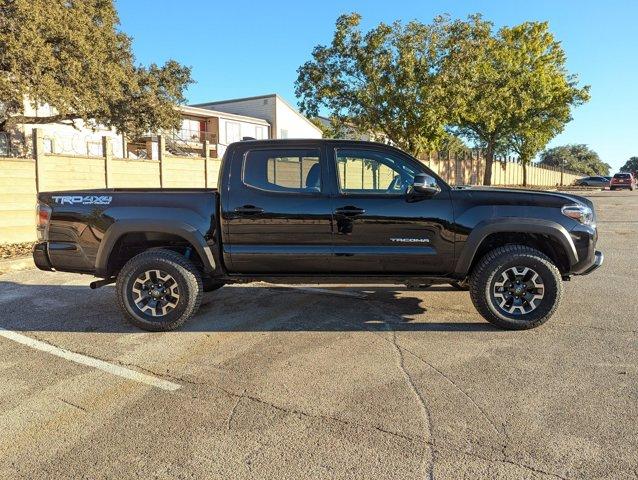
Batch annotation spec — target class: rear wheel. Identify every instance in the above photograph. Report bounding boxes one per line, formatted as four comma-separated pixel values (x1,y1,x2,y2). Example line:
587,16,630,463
116,249,203,331
469,245,563,330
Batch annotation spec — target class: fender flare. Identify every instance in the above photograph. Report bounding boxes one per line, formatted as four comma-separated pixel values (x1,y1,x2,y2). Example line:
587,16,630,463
95,220,216,277
453,218,578,276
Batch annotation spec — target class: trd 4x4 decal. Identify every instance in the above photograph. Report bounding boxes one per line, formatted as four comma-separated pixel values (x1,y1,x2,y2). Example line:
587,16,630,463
51,195,112,205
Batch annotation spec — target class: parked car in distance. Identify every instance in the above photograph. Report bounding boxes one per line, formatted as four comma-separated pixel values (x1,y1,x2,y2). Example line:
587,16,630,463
33,139,603,332
610,172,636,191
574,176,610,188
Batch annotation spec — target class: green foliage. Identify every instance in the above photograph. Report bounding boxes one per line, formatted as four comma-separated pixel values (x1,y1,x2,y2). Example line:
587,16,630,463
620,156,638,173
310,116,349,139
442,16,590,184
297,13,590,185
539,145,610,176
0,0,192,137
295,13,451,157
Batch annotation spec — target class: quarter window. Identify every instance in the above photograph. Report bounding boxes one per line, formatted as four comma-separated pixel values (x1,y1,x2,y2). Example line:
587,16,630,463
243,149,322,193
335,149,418,194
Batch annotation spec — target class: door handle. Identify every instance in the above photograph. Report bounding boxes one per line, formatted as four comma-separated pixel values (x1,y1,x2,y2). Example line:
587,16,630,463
234,205,264,214
335,206,366,216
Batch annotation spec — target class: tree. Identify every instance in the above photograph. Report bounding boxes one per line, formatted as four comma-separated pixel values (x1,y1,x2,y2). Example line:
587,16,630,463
509,132,551,186
508,112,565,186
539,145,610,176
620,156,638,174
295,13,451,157
441,16,589,185
0,0,192,137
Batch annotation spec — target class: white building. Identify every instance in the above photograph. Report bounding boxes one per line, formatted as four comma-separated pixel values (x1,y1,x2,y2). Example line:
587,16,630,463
1,93,320,159
191,94,322,141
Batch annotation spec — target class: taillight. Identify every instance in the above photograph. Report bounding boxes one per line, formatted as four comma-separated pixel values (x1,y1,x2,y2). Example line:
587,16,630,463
36,202,52,241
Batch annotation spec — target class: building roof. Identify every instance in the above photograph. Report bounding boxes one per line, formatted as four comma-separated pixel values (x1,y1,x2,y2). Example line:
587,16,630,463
190,94,322,134
178,105,270,126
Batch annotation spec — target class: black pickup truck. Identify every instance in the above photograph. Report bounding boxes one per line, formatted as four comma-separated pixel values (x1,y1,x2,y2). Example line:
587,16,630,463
33,139,603,331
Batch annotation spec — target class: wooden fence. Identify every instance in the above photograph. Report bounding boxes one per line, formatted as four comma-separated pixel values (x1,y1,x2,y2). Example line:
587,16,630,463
0,129,583,244
420,151,581,187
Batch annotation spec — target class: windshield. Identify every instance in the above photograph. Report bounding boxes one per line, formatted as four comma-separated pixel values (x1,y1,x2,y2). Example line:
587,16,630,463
614,173,631,179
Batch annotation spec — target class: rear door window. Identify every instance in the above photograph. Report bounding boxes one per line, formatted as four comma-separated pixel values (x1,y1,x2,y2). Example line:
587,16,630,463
243,149,322,193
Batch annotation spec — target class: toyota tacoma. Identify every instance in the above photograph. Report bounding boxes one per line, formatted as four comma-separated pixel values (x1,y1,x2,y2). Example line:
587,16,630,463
33,139,603,331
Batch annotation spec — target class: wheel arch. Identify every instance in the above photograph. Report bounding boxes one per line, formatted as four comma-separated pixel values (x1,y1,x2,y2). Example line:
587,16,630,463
95,220,216,277
454,218,578,277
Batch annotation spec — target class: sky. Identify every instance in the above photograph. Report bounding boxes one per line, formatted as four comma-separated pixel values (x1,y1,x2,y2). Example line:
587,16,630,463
116,0,637,172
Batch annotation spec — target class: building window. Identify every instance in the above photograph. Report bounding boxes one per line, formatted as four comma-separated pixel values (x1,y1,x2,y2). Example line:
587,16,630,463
86,141,102,157
226,121,241,144
279,129,288,139
43,137,54,154
179,118,201,141
255,126,266,140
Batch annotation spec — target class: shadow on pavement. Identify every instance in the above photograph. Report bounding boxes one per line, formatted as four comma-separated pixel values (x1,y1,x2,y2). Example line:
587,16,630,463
0,280,498,334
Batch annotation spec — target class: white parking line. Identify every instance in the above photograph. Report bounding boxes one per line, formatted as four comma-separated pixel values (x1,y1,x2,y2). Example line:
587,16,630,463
0,327,181,391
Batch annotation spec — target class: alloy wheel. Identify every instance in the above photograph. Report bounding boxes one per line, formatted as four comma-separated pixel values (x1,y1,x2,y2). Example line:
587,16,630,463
492,266,544,315
131,269,180,317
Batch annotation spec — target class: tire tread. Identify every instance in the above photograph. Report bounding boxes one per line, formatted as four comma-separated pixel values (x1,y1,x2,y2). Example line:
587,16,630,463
116,249,202,331
469,245,563,330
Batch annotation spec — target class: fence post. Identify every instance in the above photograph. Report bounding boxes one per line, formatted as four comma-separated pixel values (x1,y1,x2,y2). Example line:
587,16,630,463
102,136,113,188
32,128,44,193
203,140,209,188
158,135,166,188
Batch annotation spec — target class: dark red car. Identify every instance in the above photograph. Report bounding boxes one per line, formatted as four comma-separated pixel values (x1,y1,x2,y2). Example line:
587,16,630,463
610,172,636,191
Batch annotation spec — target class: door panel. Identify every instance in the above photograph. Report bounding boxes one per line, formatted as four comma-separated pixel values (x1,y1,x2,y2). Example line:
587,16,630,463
224,146,333,273
330,148,455,274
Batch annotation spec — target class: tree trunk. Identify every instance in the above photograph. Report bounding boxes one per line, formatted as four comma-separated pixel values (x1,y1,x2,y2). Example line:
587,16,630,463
482,141,495,186
1,114,80,131
522,161,528,187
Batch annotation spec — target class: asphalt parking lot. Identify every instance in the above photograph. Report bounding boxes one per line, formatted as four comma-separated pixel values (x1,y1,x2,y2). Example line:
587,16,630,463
0,191,636,479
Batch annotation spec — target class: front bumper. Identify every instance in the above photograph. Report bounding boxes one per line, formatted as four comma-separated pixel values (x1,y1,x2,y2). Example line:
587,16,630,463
578,250,604,275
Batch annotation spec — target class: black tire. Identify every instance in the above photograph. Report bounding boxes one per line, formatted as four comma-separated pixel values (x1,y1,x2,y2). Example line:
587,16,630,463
116,249,203,331
203,278,225,292
450,281,469,291
610,187,616,191
469,245,563,330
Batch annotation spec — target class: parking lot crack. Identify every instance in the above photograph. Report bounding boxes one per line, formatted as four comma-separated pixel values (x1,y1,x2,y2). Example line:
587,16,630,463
387,327,435,480
397,341,505,439
57,397,87,412
359,301,506,440
227,391,244,431
243,390,418,442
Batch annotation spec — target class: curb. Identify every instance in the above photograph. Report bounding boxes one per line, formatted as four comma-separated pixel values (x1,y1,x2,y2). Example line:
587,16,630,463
0,256,35,275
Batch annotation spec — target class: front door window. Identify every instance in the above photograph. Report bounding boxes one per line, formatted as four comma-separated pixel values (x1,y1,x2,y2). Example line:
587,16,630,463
336,149,417,195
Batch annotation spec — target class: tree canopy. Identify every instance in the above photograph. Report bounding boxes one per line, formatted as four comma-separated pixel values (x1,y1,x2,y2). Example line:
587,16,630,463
296,13,590,184
296,13,451,157
620,156,638,173
0,0,192,137
539,145,610,176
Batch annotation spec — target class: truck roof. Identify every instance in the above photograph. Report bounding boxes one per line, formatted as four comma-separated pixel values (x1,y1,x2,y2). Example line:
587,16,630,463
230,138,398,150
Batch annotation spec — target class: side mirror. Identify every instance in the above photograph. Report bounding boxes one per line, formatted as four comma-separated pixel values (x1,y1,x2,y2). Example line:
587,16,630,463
411,173,440,196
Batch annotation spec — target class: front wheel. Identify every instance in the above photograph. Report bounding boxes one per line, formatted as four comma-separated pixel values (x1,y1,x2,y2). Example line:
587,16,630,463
469,245,563,330
116,249,203,331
